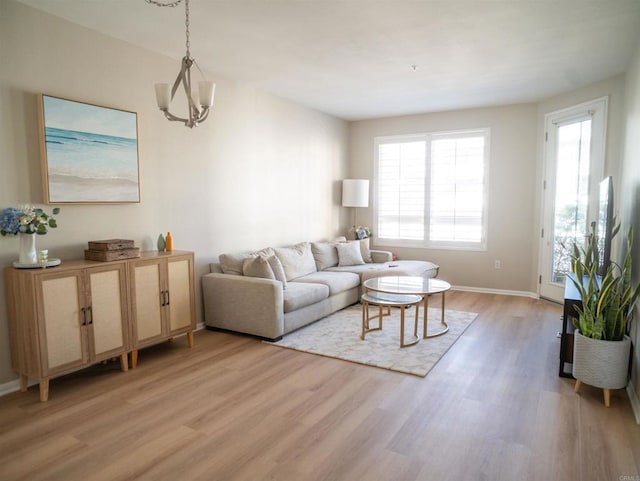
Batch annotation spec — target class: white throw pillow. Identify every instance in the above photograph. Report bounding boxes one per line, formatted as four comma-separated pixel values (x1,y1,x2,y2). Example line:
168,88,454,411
336,241,365,266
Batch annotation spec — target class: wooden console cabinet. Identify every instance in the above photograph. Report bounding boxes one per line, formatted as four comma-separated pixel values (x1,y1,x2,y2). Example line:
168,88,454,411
5,251,195,401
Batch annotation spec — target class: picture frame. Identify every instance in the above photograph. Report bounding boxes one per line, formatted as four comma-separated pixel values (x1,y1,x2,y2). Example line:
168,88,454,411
38,94,140,204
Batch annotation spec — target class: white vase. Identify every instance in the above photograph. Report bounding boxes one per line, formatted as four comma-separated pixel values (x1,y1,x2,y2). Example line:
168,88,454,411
18,232,38,265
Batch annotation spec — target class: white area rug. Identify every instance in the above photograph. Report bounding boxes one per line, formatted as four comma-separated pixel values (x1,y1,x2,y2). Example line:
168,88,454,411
265,305,478,377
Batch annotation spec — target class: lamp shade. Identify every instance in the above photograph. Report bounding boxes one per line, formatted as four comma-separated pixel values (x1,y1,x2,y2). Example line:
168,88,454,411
342,179,369,208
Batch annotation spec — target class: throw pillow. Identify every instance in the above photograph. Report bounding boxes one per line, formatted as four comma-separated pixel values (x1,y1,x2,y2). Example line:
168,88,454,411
242,256,276,280
336,241,365,266
219,252,249,275
359,237,373,263
311,241,339,271
274,242,317,281
266,254,288,289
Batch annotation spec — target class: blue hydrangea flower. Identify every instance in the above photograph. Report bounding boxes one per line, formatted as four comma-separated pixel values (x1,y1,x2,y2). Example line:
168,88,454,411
0,207,23,236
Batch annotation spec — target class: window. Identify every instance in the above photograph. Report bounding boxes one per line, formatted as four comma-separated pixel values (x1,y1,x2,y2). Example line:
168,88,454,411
374,129,490,250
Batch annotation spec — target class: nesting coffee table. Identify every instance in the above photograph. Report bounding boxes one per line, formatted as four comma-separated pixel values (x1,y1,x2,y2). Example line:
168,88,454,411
362,276,452,339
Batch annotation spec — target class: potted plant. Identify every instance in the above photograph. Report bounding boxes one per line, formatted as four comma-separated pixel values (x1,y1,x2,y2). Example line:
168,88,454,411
569,222,640,407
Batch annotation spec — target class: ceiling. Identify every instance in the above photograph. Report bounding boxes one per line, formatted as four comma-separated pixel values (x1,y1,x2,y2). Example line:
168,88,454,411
17,0,640,121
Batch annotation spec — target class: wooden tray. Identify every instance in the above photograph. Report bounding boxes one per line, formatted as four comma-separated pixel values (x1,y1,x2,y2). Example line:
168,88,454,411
87,239,135,251
85,248,140,262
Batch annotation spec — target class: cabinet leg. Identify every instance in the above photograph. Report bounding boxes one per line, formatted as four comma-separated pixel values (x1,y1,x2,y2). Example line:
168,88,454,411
120,353,129,372
20,374,28,392
39,379,49,402
603,388,611,407
131,349,138,369
574,380,582,393
187,331,194,348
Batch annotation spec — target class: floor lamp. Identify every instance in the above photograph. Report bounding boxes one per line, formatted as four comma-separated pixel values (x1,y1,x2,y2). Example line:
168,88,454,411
342,179,369,238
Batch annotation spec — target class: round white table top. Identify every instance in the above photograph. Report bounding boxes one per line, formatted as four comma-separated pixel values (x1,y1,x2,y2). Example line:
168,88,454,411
362,276,451,295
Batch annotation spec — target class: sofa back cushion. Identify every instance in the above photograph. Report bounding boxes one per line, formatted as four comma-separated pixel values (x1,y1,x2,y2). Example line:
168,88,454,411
274,242,317,281
311,241,339,271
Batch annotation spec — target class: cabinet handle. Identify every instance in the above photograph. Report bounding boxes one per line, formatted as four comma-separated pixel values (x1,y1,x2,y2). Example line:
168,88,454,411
81,307,86,326
161,290,166,306
166,290,170,306
87,306,93,325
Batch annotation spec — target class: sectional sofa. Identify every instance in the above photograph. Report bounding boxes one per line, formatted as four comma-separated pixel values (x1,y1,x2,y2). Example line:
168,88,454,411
202,239,439,341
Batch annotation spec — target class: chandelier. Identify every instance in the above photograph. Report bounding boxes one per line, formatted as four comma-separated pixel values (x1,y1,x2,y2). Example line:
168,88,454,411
147,0,215,128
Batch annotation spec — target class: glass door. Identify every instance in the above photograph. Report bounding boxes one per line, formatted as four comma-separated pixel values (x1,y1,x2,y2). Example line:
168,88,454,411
539,98,607,302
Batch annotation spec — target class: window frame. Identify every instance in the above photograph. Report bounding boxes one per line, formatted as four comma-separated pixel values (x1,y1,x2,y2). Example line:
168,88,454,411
373,128,490,251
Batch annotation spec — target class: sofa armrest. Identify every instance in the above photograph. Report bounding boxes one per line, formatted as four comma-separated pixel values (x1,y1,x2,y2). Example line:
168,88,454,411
370,249,393,263
202,273,284,340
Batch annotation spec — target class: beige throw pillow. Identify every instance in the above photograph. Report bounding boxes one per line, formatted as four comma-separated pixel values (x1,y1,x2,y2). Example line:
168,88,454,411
336,241,365,266
266,255,288,289
359,237,373,263
219,252,249,275
242,256,276,280
274,242,317,281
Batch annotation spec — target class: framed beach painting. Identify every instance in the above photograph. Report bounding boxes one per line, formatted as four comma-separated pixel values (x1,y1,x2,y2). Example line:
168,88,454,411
38,95,140,204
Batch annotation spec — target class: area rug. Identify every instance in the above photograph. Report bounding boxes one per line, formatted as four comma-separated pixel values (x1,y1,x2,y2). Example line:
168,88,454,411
265,305,478,377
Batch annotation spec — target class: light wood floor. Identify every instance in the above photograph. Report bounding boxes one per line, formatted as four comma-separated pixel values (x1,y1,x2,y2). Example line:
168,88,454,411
1,291,639,481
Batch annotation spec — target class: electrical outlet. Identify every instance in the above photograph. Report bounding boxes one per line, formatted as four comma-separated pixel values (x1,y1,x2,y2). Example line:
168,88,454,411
494,260,501,269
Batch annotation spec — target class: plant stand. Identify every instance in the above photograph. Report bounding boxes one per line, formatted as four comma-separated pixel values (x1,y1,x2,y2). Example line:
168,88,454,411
573,380,612,407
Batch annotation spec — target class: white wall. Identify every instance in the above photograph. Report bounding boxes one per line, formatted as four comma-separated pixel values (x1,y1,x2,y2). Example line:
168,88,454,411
0,0,349,384
349,104,539,293
620,37,640,406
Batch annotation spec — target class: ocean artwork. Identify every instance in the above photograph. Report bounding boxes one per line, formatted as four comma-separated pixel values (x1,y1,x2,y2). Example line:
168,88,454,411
40,95,140,203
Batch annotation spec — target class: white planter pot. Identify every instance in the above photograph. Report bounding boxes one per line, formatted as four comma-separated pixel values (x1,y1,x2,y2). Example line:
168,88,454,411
572,331,631,390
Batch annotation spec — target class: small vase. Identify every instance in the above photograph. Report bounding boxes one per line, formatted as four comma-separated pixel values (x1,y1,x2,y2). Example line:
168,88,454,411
18,232,38,265
157,234,165,252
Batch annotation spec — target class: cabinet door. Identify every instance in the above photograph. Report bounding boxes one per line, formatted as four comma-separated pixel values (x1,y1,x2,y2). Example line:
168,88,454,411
85,264,129,361
167,256,195,333
37,271,86,376
130,259,165,346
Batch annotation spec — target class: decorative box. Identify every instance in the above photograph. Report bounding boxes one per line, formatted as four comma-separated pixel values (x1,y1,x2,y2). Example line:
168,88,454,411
87,239,135,251
84,248,140,262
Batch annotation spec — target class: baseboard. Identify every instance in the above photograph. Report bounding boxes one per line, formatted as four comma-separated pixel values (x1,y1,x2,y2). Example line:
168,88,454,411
627,381,640,424
0,377,37,398
451,285,539,300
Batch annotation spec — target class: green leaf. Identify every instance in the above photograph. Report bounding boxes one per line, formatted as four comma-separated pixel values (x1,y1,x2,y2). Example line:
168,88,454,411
48,219,57,228
52,207,60,215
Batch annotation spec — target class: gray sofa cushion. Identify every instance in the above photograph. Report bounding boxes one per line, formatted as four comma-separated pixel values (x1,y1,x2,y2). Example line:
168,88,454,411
274,242,317,281
325,259,440,281
283,282,329,313
293,271,360,295
311,241,339,270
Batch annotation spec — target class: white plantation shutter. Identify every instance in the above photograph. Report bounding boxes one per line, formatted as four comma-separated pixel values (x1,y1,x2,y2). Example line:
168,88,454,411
430,134,486,244
377,137,426,241
375,129,489,250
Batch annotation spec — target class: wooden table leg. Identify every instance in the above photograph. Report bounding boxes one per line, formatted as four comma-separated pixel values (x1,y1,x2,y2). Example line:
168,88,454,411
131,349,138,369
187,331,194,348
39,379,49,402
603,388,611,407
120,352,129,372
574,379,582,392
